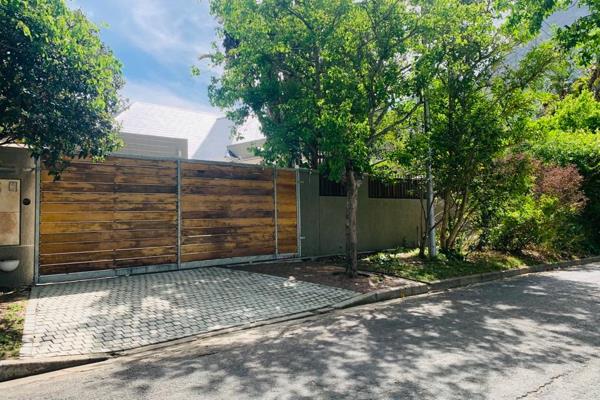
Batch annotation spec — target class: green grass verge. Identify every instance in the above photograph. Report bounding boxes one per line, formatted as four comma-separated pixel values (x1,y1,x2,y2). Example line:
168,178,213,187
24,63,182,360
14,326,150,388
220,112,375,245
0,294,27,359
360,249,541,283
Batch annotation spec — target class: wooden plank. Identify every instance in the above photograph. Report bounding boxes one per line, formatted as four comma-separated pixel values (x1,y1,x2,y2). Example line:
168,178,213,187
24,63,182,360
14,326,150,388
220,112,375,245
67,156,176,169
182,232,273,245
181,241,275,255
42,171,114,183
41,212,114,223
42,180,177,193
114,193,176,203
279,245,297,254
277,204,297,213
41,229,176,244
182,200,274,213
40,260,115,275
278,218,297,226
114,174,176,185
112,212,176,222
114,246,176,259
181,246,275,262
113,255,176,267
182,217,274,229
42,181,114,193
41,202,176,213
41,192,116,203
114,166,176,178
114,184,177,194
41,222,114,234
49,163,117,175
182,163,273,181
41,220,177,234
182,177,273,189
41,250,114,265
182,185,272,196
181,194,274,205
42,192,175,203
113,220,177,230
182,210,273,220
277,211,297,220
110,157,176,169
183,225,274,237
41,237,177,254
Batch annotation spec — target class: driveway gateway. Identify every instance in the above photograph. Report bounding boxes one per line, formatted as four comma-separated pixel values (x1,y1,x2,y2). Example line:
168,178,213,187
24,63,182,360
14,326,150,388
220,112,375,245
21,268,356,357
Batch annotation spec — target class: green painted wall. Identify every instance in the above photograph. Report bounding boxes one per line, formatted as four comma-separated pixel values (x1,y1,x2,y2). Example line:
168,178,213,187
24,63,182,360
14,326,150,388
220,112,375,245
298,170,423,257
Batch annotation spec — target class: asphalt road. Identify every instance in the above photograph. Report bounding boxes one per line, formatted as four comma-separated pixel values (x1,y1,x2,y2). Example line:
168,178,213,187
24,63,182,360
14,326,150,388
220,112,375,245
3,263,599,400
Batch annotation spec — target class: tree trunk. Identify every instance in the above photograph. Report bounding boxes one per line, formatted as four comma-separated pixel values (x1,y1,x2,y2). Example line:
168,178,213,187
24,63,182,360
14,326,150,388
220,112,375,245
345,168,361,277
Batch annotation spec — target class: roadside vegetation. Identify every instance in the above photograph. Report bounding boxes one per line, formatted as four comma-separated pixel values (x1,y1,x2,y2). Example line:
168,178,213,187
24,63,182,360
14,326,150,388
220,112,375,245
206,0,599,274
0,291,28,360
361,249,561,283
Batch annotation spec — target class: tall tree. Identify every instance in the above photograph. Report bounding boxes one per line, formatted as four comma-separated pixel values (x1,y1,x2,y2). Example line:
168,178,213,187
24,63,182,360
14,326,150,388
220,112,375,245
395,0,559,253
207,0,418,276
0,0,124,174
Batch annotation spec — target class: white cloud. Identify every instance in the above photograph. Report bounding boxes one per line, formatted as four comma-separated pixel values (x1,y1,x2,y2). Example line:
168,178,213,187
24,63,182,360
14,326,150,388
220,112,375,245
124,0,210,61
73,0,218,69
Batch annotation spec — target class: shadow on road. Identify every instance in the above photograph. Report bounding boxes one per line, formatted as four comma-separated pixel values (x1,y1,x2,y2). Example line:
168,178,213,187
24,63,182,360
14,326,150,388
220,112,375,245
102,265,600,399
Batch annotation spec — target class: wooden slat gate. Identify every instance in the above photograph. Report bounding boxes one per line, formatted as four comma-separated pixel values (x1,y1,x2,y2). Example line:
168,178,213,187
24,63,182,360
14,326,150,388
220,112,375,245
38,156,297,280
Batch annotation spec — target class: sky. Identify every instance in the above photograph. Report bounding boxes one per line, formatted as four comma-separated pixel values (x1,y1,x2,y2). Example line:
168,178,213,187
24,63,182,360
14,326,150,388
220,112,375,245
69,0,221,115
68,1,589,118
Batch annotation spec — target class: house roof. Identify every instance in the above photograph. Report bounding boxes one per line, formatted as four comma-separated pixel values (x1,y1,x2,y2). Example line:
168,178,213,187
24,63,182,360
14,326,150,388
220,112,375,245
116,102,265,162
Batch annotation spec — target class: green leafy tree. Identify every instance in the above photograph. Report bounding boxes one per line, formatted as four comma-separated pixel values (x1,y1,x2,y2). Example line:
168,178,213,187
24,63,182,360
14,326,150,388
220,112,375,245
207,0,419,276
398,1,559,253
0,0,124,174
506,0,600,98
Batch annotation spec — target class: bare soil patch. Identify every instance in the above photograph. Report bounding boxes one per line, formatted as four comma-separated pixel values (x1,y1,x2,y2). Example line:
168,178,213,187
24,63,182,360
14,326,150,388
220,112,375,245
233,259,417,293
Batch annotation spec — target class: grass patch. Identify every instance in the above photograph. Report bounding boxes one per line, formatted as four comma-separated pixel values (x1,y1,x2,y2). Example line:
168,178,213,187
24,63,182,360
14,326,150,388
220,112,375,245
0,290,28,359
360,249,548,283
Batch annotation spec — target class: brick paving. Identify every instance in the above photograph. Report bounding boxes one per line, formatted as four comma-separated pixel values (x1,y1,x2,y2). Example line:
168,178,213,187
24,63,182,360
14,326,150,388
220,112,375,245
21,267,357,357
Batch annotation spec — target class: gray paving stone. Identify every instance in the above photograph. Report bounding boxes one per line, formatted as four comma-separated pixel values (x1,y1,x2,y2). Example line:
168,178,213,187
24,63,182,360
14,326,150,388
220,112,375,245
21,267,356,357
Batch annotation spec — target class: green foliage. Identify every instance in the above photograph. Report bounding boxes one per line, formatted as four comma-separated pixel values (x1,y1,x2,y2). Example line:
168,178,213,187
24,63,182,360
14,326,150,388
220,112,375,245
505,0,599,66
207,0,417,180
0,295,25,360
536,90,600,132
490,162,589,254
399,0,559,252
362,248,529,283
529,88,600,245
0,0,124,174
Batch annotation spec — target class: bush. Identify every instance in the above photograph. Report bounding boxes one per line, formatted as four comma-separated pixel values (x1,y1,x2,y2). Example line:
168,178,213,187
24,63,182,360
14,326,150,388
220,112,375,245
490,161,588,255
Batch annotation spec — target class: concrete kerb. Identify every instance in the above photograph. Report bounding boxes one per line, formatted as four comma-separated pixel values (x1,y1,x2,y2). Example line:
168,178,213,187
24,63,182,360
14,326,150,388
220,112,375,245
331,255,600,309
0,354,109,382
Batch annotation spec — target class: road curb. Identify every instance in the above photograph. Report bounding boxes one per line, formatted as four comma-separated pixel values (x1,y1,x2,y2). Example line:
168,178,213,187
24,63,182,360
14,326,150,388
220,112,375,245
0,354,109,382
332,255,600,309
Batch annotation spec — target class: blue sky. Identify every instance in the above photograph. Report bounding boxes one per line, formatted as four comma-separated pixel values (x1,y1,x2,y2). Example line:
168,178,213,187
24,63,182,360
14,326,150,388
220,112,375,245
69,0,221,115
68,1,588,117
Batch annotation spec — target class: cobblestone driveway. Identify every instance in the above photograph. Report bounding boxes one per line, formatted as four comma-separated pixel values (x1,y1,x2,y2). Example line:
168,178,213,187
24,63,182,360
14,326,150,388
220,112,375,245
21,268,357,357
